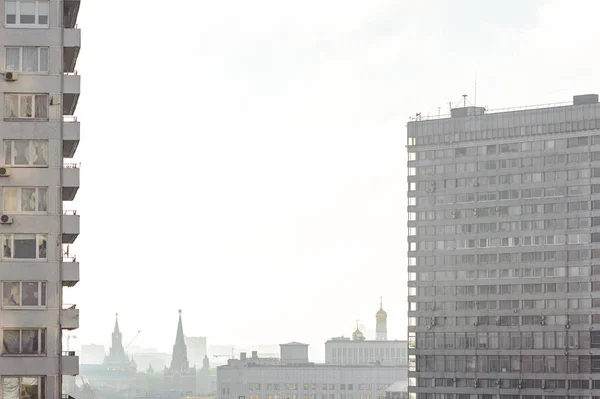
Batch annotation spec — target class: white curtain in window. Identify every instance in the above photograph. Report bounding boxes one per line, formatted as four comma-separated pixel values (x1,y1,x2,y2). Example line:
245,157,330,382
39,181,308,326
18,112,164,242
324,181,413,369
20,95,32,117
3,188,17,212
34,94,47,118
1,235,12,258
4,95,18,118
2,330,20,353
20,330,37,353
32,141,47,166
14,141,30,165
22,47,37,72
21,188,35,212
5,1,17,24
37,1,49,25
1,377,19,399
19,1,36,24
2,282,19,306
5,48,19,71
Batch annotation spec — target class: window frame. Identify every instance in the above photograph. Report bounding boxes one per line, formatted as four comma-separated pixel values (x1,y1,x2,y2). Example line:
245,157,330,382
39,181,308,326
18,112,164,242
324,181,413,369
0,376,45,399
5,0,49,28
0,234,47,260
3,140,48,167
1,281,46,308
3,187,48,214
4,93,49,120
1,328,45,355
4,46,49,73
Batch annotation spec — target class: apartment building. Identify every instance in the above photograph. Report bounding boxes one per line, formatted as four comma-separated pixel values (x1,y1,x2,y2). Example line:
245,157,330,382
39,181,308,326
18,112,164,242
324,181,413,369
0,1,81,399
407,94,600,399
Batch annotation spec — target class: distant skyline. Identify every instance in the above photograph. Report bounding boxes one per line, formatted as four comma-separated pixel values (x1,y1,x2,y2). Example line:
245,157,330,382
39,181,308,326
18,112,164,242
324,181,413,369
66,0,600,353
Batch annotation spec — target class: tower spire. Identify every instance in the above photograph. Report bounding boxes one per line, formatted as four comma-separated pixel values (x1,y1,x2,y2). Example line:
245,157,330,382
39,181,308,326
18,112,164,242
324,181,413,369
376,297,388,341
113,313,120,334
169,309,190,372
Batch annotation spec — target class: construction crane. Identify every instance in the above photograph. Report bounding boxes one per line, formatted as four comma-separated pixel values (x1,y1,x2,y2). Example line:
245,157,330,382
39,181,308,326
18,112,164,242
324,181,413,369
125,330,141,350
213,348,235,359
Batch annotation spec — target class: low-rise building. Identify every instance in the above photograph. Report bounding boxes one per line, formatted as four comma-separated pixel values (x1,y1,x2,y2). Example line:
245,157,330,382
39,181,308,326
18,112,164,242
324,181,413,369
217,343,407,399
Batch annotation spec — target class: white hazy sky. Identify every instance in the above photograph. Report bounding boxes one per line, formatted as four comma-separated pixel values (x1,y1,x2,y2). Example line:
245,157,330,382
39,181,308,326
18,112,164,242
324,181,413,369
66,0,600,354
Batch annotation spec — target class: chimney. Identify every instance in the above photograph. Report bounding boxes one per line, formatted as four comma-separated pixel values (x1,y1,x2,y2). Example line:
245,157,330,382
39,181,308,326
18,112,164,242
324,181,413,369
240,352,246,360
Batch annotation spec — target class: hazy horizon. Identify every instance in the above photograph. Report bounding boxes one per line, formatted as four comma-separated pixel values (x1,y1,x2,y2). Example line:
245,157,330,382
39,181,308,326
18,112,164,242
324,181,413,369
66,0,600,354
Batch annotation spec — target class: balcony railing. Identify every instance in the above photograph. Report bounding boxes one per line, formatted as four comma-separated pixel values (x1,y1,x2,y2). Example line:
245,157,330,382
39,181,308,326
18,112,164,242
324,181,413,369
63,210,78,215
62,351,76,356
63,304,76,310
62,255,77,262
64,163,80,169
62,395,75,399
63,116,78,123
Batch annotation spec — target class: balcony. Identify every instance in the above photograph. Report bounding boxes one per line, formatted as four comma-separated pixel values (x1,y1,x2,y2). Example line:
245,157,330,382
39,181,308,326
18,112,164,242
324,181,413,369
61,305,79,330
63,73,80,116
63,164,80,201
64,0,81,29
63,29,81,73
63,116,80,158
61,259,80,287
62,210,80,244
61,351,79,376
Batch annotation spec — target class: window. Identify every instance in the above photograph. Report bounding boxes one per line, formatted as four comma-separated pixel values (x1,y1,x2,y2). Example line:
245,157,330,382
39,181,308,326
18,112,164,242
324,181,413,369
4,94,48,119
3,188,47,213
2,328,45,354
1,234,47,259
2,281,46,307
5,47,48,72
1,376,45,399
3,140,47,166
5,0,49,26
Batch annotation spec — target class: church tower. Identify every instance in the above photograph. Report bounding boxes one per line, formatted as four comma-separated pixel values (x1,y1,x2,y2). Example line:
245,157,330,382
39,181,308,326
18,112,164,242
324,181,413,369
375,297,388,340
164,310,197,394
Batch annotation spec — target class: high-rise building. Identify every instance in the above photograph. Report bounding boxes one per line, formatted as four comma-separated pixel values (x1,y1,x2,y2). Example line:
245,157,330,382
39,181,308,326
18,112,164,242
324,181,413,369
407,94,600,399
0,2,81,399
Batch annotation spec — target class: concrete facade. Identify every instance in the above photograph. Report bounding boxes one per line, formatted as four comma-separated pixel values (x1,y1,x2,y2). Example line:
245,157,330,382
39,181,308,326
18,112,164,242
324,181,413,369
325,339,408,366
217,347,407,399
407,95,600,399
0,1,81,399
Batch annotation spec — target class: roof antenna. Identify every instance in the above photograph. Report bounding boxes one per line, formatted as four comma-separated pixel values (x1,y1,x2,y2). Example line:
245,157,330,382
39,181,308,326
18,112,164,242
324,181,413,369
462,94,468,107
474,69,478,106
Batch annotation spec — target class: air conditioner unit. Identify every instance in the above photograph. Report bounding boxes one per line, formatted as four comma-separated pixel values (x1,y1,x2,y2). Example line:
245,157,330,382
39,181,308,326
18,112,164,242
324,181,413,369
0,215,13,224
0,167,11,177
3,72,16,81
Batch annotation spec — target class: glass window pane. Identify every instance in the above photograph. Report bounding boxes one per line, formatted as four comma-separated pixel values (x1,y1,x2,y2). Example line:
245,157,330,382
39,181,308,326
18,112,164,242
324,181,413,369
39,47,48,72
37,234,46,258
21,377,39,399
2,330,21,353
21,188,35,212
2,282,19,306
37,1,49,25
2,235,12,258
20,329,38,353
3,142,11,166
14,141,30,165
2,376,19,399
5,48,19,71
37,188,47,211
32,141,47,165
19,1,35,24
14,234,36,259
4,95,18,118
3,188,17,212
21,282,38,305
22,47,37,72
20,95,32,118
5,1,16,24
40,282,45,306
34,95,47,118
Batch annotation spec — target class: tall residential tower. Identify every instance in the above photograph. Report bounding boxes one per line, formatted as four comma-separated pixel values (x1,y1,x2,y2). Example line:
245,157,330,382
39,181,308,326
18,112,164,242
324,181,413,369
0,1,81,399
407,94,600,399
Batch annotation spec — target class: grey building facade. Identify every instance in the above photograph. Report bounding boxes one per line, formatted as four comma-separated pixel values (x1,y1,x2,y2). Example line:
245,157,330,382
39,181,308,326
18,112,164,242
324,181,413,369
0,1,81,399
407,94,600,399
